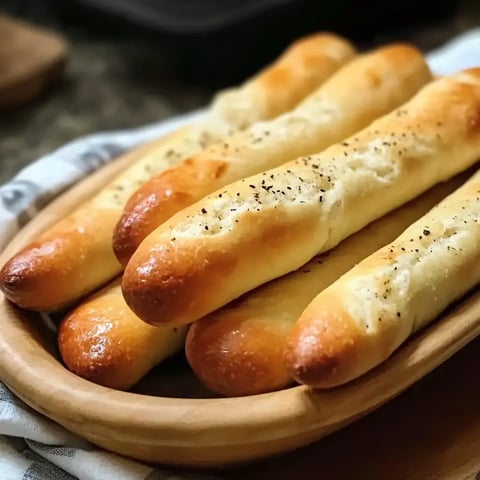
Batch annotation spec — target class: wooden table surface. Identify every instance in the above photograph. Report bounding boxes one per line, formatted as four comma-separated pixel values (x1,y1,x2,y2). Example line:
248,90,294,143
224,337,480,480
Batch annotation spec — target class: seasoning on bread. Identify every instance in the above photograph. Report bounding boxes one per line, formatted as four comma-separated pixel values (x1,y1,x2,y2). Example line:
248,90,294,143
286,168,480,388
113,43,431,264
185,174,467,396
0,32,354,311
123,69,480,327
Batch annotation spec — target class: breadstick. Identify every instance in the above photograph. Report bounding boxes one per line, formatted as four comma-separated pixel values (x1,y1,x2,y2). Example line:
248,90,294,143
123,69,480,327
114,44,431,264
286,168,480,388
185,175,467,396
209,32,356,128
0,32,354,311
58,280,187,390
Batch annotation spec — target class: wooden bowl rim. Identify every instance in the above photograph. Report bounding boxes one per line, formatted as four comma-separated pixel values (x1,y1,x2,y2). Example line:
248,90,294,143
0,149,479,450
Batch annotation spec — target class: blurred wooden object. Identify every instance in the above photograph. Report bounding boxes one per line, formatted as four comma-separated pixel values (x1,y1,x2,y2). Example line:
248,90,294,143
0,15,67,110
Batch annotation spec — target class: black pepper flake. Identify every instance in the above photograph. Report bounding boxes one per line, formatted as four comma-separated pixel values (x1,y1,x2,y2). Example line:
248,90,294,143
249,184,256,189
423,229,430,236
319,195,323,202
396,312,401,317
201,208,207,214
204,226,209,230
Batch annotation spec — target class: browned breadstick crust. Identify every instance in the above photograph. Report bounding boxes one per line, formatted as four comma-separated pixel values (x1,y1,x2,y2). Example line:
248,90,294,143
113,44,431,264
58,279,187,390
286,169,480,389
184,174,468,396
0,33,354,312
209,32,356,129
0,130,189,311
122,69,480,327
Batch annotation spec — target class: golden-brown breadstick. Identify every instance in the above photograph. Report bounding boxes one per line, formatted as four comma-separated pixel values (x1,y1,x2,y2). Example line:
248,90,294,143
185,175,467,396
286,168,480,389
0,32,354,311
58,279,188,390
113,44,431,264
123,69,480,327
209,32,356,128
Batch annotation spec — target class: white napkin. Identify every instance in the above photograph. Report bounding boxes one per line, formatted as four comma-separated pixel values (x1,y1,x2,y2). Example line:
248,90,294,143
0,28,479,479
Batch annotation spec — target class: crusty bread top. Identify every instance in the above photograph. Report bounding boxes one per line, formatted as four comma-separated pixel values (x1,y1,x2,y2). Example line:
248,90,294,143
185,173,469,396
122,69,480,326
112,43,431,264
92,33,355,212
167,70,480,243
287,167,480,388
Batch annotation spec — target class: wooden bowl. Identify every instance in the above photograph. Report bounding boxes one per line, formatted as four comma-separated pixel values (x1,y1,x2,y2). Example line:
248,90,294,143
0,156,479,468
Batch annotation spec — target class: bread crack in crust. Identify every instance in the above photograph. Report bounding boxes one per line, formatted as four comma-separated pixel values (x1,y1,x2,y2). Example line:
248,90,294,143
123,69,480,327
113,44,431,263
287,169,480,388
185,175,468,396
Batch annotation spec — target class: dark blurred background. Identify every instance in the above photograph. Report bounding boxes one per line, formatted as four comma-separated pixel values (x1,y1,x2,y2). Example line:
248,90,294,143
0,0,479,182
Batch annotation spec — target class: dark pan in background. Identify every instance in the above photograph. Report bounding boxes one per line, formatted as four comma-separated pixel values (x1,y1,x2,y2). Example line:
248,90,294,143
44,0,461,86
